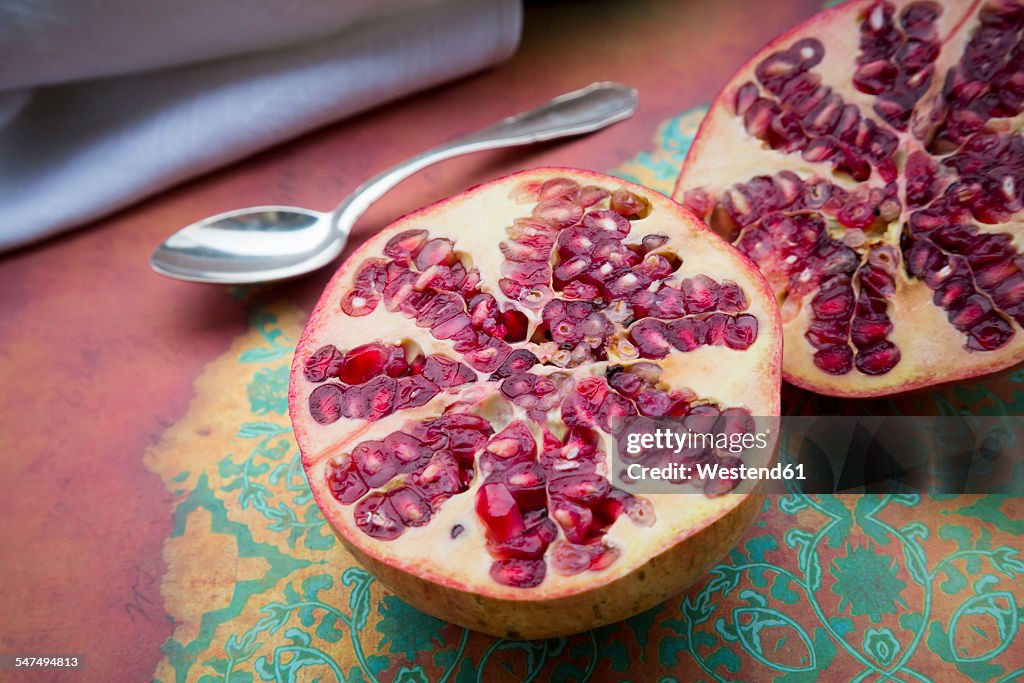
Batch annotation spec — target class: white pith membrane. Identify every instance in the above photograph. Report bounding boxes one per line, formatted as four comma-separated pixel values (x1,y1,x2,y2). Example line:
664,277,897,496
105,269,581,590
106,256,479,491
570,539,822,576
289,169,781,602
676,0,1024,397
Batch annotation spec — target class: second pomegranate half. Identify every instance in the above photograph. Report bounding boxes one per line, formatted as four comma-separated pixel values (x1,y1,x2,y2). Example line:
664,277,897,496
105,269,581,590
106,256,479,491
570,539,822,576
677,0,1024,397
289,168,782,638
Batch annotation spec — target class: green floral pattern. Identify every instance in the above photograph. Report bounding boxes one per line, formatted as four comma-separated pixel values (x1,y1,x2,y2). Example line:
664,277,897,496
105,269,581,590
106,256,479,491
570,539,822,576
149,108,1024,681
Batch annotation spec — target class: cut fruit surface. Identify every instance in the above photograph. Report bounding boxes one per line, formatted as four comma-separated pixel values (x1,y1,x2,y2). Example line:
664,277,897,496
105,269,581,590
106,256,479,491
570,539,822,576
676,0,1024,397
290,168,782,638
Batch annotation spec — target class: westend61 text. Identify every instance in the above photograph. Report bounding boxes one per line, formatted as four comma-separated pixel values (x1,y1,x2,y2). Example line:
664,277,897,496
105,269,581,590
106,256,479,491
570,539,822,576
626,461,806,483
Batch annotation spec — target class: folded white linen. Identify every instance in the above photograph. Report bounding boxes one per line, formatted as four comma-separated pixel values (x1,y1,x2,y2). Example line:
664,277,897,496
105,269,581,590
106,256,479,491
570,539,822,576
0,0,522,252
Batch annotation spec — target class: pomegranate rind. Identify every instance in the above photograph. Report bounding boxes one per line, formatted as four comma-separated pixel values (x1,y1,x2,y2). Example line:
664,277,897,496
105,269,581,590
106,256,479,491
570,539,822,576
675,0,1024,397
290,168,781,638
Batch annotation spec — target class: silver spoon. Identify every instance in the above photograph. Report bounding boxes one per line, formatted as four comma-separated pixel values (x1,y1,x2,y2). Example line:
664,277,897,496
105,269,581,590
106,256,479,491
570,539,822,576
150,82,638,284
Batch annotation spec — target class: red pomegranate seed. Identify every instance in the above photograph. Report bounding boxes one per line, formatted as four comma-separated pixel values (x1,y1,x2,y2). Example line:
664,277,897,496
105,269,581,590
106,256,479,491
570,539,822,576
491,349,538,379
500,239,545,263
476,482,525,542
395,376,439,410
341,290,380,317
549,473,610,504
338,343,388,385
855,340,902,375
534,198,585,228
415,291,465,329
635,389,672,417
604,489,655,527
850,316,893,348
355,257,387,286
806,320,848,348
485,421,537,461
304,345,344,383
814,345,854,375
811,278,855,319
410,451,463,502
667,317,706,352
588,542,622,571
561,281,600,299
492,522,556,560
582,209,631,237
681,274,721,313
608,369,644,397
550,542,591,576
630,319,673,359
704,313,731,345
382,271,421,314
422,355,476,388
966,313,1015,351
360,376,397,420
501,259,551,286
351,440,397,487
354,493,404,540
606,271,651,298
502,461,547,509
382,432,429,468
501,310,530,342
388,486,432,527
654,287,688,317
552,497,594,544
414,238,456,269
609,189,651,219
384,229,428,259
463,338,513,373
309,384,346,424
489,558,546,588
538,177,580,201
447,426,489,461
326,458,368,504
575,185,609,207
725,314,759,349
598,389,634,432
718,282,749,312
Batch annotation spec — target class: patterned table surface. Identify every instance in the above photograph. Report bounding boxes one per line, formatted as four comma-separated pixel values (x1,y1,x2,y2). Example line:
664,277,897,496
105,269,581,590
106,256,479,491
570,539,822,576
2,1,1022,681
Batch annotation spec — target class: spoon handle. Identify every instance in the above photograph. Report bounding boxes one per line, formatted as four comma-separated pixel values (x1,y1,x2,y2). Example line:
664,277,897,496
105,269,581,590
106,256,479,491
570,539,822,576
332,82,638,230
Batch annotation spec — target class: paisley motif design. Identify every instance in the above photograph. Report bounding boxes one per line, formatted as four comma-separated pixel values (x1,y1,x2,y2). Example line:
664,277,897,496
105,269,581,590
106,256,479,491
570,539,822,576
146,107,1024,682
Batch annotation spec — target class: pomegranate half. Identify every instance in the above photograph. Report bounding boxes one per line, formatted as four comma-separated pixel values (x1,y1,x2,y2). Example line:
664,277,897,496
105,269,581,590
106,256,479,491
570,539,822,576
289,168,782,639
676,0,1024,397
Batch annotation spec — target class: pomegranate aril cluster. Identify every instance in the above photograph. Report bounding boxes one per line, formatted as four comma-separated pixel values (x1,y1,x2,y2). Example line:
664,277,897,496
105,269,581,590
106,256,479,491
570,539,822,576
474,421,647,587
509,182,758,362
854,2,942,131
304,342,476,424
734,33,900,182
696,172,902,377
905,230,1017,351
329,411,492,536
931,1,1024,150
627,275,758,358
347,229,530,373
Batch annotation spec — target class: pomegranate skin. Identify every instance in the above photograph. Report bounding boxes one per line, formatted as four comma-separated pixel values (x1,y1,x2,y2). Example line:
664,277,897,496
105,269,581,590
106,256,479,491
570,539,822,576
290,168,782,638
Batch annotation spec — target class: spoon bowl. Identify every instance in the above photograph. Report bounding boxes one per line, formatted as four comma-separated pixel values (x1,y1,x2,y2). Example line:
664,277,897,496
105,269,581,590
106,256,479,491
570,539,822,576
150,206,337,283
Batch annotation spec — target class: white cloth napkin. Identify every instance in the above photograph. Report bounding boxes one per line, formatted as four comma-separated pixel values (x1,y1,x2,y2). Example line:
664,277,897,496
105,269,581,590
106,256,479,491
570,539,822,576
0,0,522,252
